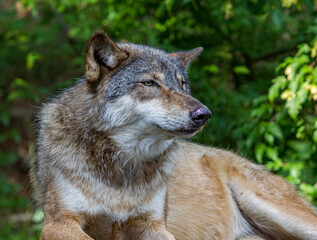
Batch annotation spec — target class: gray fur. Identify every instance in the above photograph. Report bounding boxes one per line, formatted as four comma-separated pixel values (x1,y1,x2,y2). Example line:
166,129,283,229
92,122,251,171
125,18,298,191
104,43,190,101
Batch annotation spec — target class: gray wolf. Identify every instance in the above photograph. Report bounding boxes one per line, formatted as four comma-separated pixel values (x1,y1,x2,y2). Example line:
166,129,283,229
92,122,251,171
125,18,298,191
31,31,317,240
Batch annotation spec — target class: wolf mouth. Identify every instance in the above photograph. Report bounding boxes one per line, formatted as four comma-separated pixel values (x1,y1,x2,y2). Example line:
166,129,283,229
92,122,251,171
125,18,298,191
152,123,202,135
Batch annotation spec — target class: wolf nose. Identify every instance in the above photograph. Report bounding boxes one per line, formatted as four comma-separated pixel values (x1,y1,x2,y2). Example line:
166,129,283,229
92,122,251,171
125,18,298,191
190,107,212,125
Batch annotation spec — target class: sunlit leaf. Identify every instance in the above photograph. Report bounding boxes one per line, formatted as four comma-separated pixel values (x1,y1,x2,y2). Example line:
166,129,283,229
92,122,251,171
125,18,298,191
233,65,250,75
26,52,41,70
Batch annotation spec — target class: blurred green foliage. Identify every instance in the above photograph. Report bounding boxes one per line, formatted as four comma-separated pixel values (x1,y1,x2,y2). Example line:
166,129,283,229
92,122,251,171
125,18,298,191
233,41,317,204
0,0,317,238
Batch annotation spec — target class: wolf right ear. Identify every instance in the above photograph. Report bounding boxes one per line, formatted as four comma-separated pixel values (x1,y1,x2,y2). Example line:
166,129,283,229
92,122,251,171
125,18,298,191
170,47,203,70
85,31,128,82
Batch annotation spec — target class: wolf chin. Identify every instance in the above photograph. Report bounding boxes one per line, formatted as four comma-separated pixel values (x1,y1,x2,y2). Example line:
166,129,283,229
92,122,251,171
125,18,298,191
31,31,317,240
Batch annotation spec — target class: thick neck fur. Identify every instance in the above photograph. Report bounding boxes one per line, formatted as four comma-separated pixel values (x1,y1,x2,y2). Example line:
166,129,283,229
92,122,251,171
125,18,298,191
110,122,175,162
47,83,177,189
82,127,176,189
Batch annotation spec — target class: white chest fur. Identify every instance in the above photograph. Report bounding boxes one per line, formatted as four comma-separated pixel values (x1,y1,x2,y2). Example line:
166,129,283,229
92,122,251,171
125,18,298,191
55,170,167,222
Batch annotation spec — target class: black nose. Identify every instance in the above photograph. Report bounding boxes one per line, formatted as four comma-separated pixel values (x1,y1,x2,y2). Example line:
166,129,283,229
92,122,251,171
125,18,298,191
190,107,212,125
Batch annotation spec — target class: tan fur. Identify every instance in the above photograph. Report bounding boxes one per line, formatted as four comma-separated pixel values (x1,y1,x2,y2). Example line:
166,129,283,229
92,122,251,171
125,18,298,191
112,215,174,240
39,141,317,240
237,236,266,240
166,142,317,240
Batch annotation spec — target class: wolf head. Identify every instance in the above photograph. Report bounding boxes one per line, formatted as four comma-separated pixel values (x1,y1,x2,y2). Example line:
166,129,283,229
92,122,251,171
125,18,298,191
84,31,211,143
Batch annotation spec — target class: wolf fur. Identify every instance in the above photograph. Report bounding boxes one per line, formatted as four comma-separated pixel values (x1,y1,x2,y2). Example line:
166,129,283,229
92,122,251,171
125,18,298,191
31,31,317,240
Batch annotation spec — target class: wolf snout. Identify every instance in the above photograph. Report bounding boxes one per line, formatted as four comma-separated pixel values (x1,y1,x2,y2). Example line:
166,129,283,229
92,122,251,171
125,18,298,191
190,107,212,126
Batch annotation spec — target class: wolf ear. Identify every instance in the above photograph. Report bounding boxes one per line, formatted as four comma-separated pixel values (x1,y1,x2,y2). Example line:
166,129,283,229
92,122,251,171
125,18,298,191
85,31,128,82
170,47,203,69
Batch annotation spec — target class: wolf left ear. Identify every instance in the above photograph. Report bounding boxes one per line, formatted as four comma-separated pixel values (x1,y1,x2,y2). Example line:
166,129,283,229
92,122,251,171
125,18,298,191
85,31,128,82
169,47,203,69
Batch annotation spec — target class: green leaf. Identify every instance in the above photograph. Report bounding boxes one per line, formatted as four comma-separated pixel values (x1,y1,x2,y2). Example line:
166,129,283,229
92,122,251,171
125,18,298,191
7,90,23,102
13,78,28,88
289,162,303,180
252,96,267,106
268,122,283,140
250,106,266,118
203,64,219,74
266,147,279,161
288,141,312,160
233,65,250,75
285,97,299,119
299,183,317,202
266,157,282,171
264,133,274,145
268,76,287,102
26,52,41,70
255,143,266,163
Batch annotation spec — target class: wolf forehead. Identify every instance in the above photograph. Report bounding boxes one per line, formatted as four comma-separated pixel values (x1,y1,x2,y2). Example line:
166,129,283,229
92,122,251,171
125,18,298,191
100,43,189,99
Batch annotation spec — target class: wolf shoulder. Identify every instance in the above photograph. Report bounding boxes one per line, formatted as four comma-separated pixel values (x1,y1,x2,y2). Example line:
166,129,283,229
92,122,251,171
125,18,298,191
175,140,265,173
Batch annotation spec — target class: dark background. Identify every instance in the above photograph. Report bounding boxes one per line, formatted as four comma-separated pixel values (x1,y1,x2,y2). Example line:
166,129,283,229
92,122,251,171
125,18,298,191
1,0,317,238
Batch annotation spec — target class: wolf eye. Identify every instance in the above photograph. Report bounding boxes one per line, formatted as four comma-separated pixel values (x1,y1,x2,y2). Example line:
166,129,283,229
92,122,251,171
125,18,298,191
143,80,157,86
